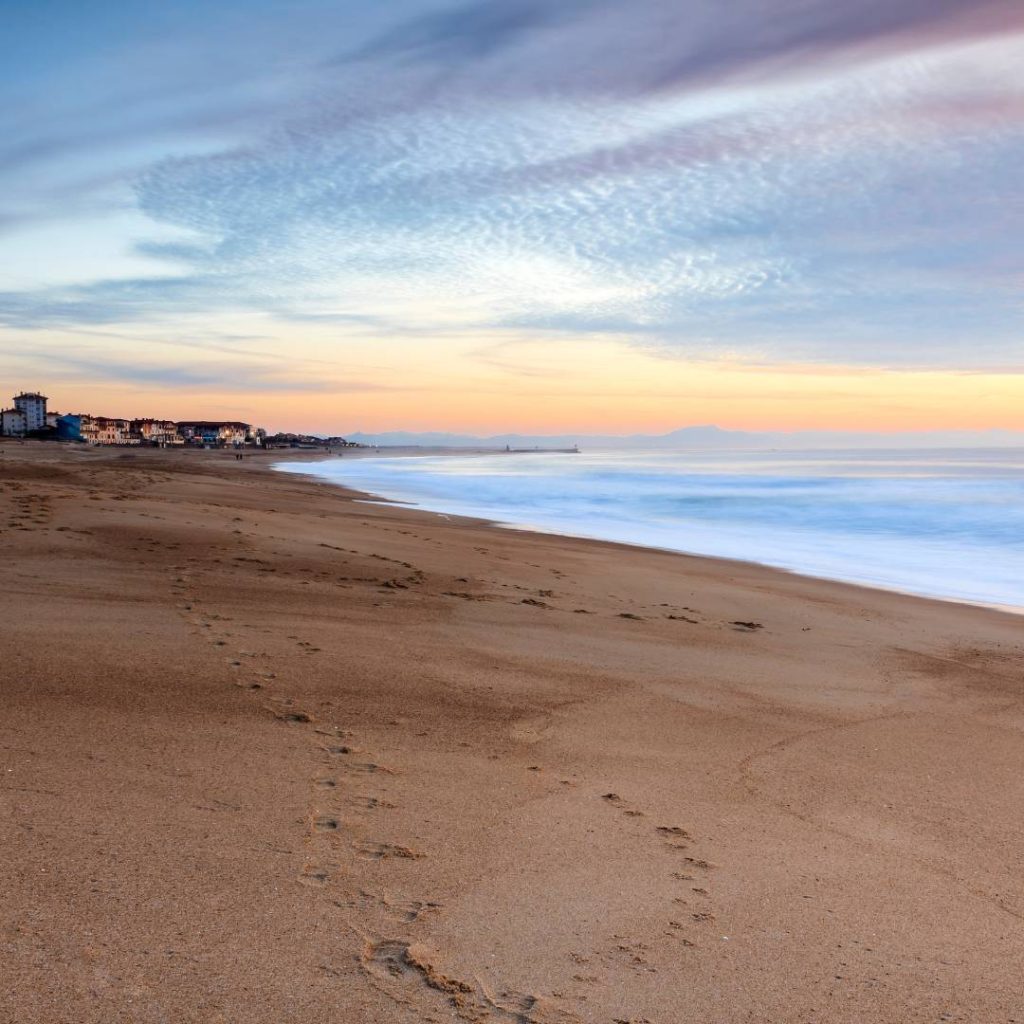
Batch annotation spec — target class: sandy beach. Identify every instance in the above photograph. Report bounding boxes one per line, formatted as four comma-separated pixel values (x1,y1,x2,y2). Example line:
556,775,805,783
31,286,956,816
2,441,1023,1024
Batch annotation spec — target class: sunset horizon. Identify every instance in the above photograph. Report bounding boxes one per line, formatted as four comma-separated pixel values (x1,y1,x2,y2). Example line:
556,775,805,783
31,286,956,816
8,354,1024,438
3,1,1023,434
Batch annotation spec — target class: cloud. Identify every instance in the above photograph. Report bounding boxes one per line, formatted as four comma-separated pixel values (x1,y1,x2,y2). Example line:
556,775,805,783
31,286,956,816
6,345,410,396
351,0,568,64
0,276,233,328
345,0,1024,97
1,0,1022,375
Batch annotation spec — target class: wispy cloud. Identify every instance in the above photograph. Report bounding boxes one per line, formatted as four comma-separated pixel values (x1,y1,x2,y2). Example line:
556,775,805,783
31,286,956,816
1,0,1022,379
5,345,410,396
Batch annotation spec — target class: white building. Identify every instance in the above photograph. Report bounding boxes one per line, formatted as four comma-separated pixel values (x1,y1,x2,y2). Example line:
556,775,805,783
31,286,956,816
1,408,27,436
13,392,48,432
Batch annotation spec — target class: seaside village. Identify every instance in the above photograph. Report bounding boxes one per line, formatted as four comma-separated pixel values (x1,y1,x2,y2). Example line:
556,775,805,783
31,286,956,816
0,390,353,449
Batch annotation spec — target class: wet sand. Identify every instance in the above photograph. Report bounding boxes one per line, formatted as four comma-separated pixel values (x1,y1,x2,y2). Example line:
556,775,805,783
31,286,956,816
2,441,1023,1023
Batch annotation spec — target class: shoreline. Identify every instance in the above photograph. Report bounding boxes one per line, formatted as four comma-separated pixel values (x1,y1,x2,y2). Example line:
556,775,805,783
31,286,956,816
273,451,1024,620
4,442,1023,1022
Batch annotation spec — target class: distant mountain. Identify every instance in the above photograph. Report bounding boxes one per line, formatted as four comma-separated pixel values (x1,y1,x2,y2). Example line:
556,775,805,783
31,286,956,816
343,425,1024,450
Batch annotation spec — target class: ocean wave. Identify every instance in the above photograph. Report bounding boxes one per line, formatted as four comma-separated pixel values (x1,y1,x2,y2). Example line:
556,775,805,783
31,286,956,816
278,448,1024,610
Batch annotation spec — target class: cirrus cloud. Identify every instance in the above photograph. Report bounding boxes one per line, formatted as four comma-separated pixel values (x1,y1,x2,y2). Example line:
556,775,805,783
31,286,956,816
1,0,1022,374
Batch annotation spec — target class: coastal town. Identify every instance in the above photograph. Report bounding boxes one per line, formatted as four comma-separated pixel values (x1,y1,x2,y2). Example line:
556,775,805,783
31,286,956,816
0,389,354,449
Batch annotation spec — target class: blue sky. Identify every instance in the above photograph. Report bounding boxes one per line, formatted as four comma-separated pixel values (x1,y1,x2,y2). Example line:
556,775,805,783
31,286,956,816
1,1,1023,430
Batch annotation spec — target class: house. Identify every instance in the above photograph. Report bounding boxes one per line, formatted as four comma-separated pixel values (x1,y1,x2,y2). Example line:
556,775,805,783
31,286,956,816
131,419,183,446
263,431,352,448
79,415,99,444
92,417,138,445
176,421,254,447
1,391,270,448
56,413,99,443
1,408,27,437
56,413,84,441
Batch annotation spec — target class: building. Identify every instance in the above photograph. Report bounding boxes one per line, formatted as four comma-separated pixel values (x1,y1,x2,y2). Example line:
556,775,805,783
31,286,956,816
1,391,268,447
56,413,83,441
264,431,352,448
176,421,254,447
1,391,49,437
79,415,99,444
92,417,138,445
14,392,48,432
131,419,183,446
1,407,27,436
56,413,98,443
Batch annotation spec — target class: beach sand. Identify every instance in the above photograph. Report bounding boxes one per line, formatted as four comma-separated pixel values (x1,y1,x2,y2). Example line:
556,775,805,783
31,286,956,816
2,442,1022,1023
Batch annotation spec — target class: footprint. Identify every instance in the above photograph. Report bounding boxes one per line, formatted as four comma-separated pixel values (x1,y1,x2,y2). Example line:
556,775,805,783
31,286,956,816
680,856,713,870
391,899,441,923
299,864,334,887
349,795,397,811
362,939,426,983
600,792,645,818
361,940,471,995
274,709,314,724
357,841,424,861
343,762,394,776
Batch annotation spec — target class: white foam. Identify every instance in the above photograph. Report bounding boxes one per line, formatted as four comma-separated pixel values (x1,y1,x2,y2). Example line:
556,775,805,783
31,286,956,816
277,448,1024,611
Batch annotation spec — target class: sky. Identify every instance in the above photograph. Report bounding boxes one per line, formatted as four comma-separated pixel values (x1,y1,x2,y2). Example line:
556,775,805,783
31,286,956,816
1,0,1023,434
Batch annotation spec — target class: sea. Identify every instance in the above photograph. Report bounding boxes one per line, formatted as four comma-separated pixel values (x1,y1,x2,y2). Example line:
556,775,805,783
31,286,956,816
277,448,1024,611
